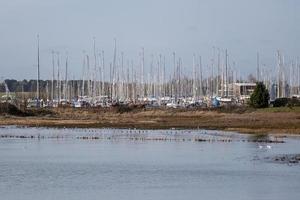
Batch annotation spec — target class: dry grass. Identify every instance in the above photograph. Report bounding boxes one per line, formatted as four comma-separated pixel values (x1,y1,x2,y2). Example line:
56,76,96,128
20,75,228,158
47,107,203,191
0,106,300,135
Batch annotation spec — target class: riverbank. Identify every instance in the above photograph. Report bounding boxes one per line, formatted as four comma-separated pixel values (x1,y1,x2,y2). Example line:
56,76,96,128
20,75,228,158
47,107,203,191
0,106,300,134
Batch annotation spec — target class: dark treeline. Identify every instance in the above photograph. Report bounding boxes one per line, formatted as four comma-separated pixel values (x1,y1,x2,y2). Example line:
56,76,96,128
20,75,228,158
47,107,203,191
0,75,255,96
0,77,231,97
0,79,48,93
0,75,264,101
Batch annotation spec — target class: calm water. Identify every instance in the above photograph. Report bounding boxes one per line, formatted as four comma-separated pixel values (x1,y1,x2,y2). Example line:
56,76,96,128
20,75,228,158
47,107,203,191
0,126,300,200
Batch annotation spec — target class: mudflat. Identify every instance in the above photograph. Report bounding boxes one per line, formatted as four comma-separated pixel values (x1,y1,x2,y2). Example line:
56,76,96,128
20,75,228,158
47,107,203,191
0,106,300,134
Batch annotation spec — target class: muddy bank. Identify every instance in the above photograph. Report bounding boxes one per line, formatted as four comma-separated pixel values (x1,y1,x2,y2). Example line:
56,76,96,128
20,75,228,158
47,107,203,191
266,154,300,165
0,106,300,134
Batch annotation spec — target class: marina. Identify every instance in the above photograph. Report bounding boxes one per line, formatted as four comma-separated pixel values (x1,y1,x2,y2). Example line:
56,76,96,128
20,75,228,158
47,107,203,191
1,40,300,109
1,1,300,199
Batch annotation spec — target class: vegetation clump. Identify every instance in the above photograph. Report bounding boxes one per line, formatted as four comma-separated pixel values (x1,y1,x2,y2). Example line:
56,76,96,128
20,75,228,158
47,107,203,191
0,102,27,116
273,97,300,108
273,98,289,107
26,108,56,117
0,102,56,117
249,82,270,108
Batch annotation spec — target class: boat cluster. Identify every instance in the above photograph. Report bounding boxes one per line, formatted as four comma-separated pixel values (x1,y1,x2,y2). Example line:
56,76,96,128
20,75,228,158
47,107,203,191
25,95,240,109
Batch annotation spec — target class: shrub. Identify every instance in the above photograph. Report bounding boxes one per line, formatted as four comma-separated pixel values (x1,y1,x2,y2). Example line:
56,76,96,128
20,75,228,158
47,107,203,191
0,102,26,116
273,97,300,107
116,105,133,113
249,82,270,108
273,98,289,107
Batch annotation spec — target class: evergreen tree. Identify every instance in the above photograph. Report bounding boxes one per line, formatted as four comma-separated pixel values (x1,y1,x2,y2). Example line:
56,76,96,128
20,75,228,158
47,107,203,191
249,82,270,108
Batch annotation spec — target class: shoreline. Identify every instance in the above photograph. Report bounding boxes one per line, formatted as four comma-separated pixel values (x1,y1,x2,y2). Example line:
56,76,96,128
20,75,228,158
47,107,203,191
0,107,300,135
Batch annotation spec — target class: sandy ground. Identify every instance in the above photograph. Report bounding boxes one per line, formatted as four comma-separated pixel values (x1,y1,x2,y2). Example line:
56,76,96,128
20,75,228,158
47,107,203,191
0,107,300,134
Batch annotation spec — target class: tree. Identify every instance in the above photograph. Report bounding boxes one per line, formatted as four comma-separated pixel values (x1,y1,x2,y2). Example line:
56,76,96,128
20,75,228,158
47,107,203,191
249,82,270,108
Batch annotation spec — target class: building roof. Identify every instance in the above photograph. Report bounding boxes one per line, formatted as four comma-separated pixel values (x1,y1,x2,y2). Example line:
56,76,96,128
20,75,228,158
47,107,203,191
234,83,256,87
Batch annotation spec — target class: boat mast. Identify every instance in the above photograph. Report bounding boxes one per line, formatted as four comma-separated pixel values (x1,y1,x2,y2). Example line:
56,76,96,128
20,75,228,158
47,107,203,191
112,38,117,101
93,37,97,99
81,52,86,96
141,47,145,99
217,48,220,96
296,58,300,95
86,55,90,97
163,56,166,97
192,54,196,99
57,52,60,102
37,35,40,101
211,47,215,96
225,49,228,97
65,53,68,101
173,52,176,100
199,55,203,97
51,51,55,101
121,51,124,100
257,52,260,82
277,50,281,98
101,50,105,96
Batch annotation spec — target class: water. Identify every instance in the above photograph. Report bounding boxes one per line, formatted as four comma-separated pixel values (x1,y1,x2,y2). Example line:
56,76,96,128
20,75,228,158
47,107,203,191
0,126,300,200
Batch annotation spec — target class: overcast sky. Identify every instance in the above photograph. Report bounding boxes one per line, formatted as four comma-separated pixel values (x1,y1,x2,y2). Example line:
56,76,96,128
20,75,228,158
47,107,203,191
0,0,299,80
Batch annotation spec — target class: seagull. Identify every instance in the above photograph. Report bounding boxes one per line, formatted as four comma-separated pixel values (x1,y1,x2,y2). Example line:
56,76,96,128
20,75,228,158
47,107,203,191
258,145,272,149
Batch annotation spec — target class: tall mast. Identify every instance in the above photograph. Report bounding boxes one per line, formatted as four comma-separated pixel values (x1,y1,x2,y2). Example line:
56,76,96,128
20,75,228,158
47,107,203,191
211,58,214,96
192,54,196,99
112,39,117,100
225,49,228,97
120,51,124,100
101,50,105,96
65,53,68,100
126,60,130,100
217,49,220,96
81,52,86,96
211,47,215,96
109,62,112,100
173,52,176,100
93,37,97,99
199,56,203,97
282,54,285,97
57,52,60,102
150,54,154,96
141,47,145,99
158,54,162,98
131,60,135,101
86,55,90,97
257,52,260,82
51,50,55,100
296,57,300,95
37,34,40,101
221,52,224,97
163,56,166,97
277,50,280,98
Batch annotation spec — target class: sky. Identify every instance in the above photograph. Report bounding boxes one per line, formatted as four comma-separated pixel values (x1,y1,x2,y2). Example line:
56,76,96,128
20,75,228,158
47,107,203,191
0,0,299,80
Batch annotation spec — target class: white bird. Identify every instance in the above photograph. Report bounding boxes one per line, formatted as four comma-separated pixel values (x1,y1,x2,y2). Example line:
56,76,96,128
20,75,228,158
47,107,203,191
258,145,272,149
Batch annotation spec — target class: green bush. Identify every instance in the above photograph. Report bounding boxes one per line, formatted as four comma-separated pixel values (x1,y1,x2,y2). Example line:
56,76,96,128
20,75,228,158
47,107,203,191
273,97,300,107
249,82,270,108
290,97,300,107
273,98,289,107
